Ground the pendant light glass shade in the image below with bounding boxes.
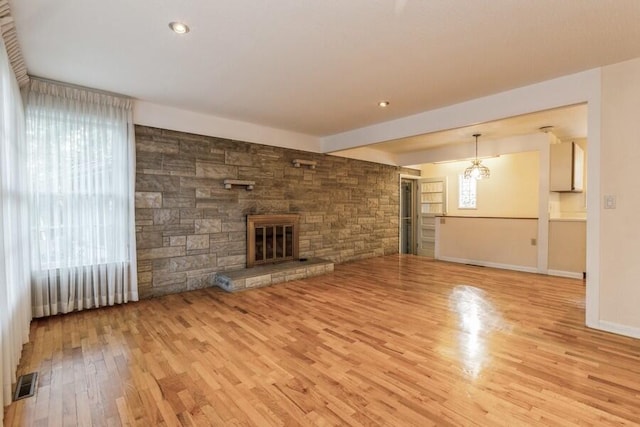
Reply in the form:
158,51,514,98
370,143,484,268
464,134,490,180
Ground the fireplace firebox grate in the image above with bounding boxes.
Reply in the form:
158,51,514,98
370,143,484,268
247,214,299,268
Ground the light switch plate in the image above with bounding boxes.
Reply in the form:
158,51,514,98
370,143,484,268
604,195,616,209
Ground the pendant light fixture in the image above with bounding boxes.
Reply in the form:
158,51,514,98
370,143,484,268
463,134,490,180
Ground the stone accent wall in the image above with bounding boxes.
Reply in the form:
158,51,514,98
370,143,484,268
135,125,419,298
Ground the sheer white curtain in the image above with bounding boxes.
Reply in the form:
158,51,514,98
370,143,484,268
24,79,138,318
0,38,31,421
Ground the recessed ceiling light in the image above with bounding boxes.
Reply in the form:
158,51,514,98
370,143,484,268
169,21,190,34
378,101,390,108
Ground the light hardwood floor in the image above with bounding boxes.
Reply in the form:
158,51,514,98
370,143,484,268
4,255,640,426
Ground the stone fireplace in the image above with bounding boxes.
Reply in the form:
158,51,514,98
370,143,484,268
247,214,299,268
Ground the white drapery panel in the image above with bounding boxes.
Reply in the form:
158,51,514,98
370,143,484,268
24,78,138,318
0,37,31,421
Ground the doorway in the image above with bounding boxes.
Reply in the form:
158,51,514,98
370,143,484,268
400,178,416,254
417,177,447,258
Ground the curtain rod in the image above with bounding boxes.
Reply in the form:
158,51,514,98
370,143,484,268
29,75,133,100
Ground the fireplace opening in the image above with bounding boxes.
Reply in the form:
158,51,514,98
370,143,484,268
247,214,299,268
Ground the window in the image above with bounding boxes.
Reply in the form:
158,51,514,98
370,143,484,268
27,117,126,269
24,78,138,317
458,174,477,209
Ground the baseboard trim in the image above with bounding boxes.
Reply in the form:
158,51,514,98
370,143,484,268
547,269,584,279
437,256,538,274
595,320,640,339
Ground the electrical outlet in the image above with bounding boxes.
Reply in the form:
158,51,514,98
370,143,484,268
531,238,537,246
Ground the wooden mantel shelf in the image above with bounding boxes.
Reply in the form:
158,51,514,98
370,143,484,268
223,179,255,190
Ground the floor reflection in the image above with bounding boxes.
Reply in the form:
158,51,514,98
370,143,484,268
448,285,509,379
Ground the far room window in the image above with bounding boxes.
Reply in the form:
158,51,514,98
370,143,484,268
458,174,477,209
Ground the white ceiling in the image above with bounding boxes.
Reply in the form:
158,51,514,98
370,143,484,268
11,0,640,152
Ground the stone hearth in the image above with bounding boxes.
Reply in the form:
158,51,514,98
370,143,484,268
213,258,333,292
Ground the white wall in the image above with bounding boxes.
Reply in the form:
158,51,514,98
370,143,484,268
133,100,322,153
437,217,538,272
599,57,640,337
421,151,540,218
548,220,586,276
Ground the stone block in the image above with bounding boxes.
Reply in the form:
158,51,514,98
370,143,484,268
138,271,152,285
271,274,287,285
154,224,195,236
152,272,187,287
285,272,306,281
358,217,376,224
256,200,290,212
238,166,274,180
225,151,253,166
179,176,223,189
136,209,154,221
153,209,180,225
185,267,218,277
136,174,181,192
187,275,212,291
307,265,327,275
180,208,203,220
162,194,195,208
228,231,245,241
187,234,210,250
162,154,196,175
203,208,223,218
221,241,246,256
136,137,180,154
166,254,217,273
136,232,164,249
221,222,245,233
137,259,152,272
217,255,245,268
137,153,163,171
209,232,230,243
187,248,210,256
195,218,222,234
303,215,323,224
180,141,225,162
245,274,272,288
196,161,237,179
196,198,237,208
135,192,162,208
170,236,187,246
195,188,210,198
137,246,186,260
215,275,246,292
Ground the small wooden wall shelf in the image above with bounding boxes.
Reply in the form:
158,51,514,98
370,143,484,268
223,179,255,190
292,159,317,169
